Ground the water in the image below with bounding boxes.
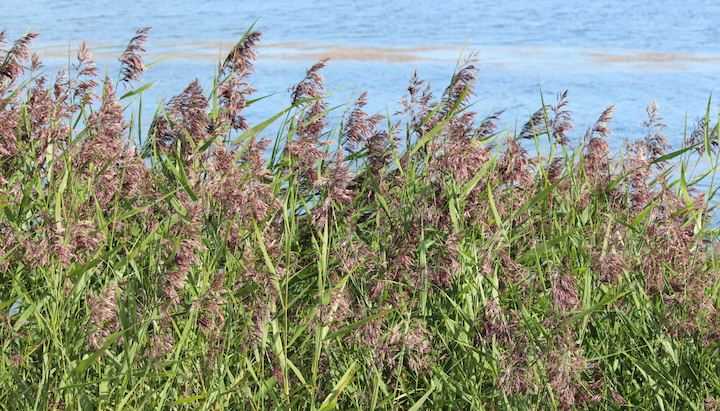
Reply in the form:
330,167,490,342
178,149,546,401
2,0,719,153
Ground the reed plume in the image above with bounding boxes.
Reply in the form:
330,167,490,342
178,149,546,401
0,28,718,410
119,27,151,86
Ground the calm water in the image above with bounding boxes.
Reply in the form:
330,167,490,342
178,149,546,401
2,0,719,152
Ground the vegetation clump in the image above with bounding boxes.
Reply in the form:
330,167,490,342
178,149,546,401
1,28,720,409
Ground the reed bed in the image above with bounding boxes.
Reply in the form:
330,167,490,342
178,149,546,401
1,27,720,410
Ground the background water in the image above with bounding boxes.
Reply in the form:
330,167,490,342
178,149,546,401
2,0,719,154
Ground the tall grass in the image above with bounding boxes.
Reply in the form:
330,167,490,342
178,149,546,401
1,27,720,410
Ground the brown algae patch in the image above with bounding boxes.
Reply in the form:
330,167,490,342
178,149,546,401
259,44,451,62
33,41,457,63
30,41,720,70
582,50,720,70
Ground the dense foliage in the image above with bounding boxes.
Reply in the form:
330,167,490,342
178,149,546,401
1,28,720,410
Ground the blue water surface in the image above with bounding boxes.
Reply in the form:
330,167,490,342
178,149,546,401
2,0,719,152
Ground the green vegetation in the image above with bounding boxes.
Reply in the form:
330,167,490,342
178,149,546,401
2,27,720,410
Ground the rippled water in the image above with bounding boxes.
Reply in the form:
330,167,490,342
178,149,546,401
2,0,719,150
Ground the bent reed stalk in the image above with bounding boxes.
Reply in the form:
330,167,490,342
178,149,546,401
1,27,720,410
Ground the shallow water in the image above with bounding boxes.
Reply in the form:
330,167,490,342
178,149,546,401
2,1,719,156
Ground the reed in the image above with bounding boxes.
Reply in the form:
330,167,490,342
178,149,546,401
1,27,719,410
